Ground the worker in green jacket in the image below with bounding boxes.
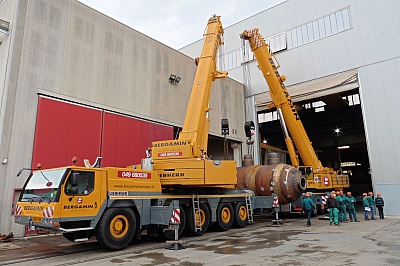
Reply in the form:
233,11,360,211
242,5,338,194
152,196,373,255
339,190,348,222
335,191,346,222
346,192,360,222
368,191,376,220
362,193,370,220
302,193,316,227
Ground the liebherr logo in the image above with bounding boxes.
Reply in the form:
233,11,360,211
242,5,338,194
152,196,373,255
159,173,185,178
153,141,187,148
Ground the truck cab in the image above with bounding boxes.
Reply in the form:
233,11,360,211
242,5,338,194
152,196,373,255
15,167,105,240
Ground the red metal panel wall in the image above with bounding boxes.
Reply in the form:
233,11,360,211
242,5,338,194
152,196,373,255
33,98,173,169
101,112,173,167
32,97,102,168
150,122,175,142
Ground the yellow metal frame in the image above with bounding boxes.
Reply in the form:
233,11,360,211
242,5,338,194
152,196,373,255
151,15,236,188
240,28,349,190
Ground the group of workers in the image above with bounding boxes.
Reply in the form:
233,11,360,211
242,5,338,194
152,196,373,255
326,190,360,225
362,192,385,220
302,190,385,227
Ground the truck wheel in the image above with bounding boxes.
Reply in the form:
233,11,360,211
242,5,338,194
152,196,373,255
215,202,234,231
233,201,248,228
185,203,210,236
159,205,186,240
95,208,136,250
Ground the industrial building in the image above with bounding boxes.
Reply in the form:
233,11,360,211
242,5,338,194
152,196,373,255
0,0,245,237
1,0,399,237
181,0,400,215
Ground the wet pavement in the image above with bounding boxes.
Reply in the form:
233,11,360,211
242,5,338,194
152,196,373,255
1,211,400,265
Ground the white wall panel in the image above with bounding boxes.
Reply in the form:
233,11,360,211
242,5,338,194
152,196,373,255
359,58,400,216
182,0,400,214
370,2,396,61
374,184,400,216
308,41,328,80
387,1,400,56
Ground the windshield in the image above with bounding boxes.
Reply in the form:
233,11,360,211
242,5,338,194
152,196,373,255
21,168,67,203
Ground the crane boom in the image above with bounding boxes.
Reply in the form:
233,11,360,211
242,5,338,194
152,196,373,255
240,29,322,170
241,28,349,190
178,15,227,157
152,15,227,161
150,15,236,188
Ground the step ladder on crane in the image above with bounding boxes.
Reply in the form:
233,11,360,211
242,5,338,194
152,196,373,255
192,194,202,232
244,190,254,223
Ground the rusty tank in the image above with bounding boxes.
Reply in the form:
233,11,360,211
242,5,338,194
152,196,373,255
236,153,306,204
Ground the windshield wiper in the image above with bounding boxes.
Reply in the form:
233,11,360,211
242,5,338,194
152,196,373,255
17,165,53,187
28,196,41,203
40,196,52,203
30,196,53,204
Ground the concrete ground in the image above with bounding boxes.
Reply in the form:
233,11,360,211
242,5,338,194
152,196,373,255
1,211,399,266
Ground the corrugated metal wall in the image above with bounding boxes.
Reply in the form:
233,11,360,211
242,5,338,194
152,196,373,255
33,97,173,169
101,111,172,167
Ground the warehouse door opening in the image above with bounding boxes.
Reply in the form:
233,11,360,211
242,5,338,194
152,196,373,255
256,71,370,196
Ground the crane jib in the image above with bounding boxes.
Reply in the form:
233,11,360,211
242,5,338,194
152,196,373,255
266,58,300,121
282,89,300,121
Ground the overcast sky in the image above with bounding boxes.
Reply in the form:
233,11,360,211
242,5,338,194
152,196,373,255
78,0,285,49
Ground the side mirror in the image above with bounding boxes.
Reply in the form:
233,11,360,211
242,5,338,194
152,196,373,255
71,172,79,186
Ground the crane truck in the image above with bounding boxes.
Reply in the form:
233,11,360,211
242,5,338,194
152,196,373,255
240,28,349,213
14,16,305,251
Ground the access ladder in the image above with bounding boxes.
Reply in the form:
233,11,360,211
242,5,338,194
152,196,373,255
192,194,202,231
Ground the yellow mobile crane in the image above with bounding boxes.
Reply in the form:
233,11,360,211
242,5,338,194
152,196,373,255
150,15,237,188
15,16,306,251
240,29,349,196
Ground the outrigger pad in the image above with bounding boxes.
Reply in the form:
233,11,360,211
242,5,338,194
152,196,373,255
165,242,186,250
272,219,284,226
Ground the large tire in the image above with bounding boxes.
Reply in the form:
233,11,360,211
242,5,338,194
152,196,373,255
185,203,210,236
233,201,249,228
95,208,136,251
159,205,186,240
215,202,234,231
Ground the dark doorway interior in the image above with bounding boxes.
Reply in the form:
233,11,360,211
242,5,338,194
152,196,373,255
258,88,370,196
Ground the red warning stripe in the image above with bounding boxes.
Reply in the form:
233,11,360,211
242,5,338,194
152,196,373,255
273,197,279,207
43,206,54,218
322,196,328,204
16,205,22,215
169,208,181,224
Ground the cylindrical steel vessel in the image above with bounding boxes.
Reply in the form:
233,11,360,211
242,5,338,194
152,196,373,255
266,152,280,165
236,163,306,204
242,154,254,167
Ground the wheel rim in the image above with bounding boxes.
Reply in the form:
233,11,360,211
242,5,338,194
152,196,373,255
221,207,231,223
195,209,205,226
110,215,129,238
239,205,247,220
